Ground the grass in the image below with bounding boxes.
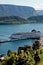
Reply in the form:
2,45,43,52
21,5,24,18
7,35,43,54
0,62,2,65
37,53,43,65
37,49,43,65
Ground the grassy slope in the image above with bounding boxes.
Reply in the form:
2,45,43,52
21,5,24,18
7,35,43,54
37,53,43,65
36,49,43,65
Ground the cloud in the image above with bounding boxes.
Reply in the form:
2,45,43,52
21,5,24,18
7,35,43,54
34,4,43,10
38,5,43,10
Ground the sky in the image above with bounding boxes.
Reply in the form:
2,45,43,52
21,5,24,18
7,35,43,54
0,0,43,10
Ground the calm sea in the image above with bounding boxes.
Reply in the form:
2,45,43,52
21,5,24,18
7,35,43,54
0,23,43,54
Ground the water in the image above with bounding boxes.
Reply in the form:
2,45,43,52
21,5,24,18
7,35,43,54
0,23,43,54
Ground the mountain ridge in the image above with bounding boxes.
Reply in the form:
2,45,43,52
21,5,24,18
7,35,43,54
0,4,37,19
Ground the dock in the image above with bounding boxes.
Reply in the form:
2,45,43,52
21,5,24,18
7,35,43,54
0,38,39,43
0,38,23,43
0,40,11,43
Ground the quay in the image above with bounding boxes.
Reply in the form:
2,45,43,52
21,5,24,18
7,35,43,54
0,39,11,43
0,39,22,43
0,38,40,43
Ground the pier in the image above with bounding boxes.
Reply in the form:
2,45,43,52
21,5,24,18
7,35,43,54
0,40,11,43
0,38,40,43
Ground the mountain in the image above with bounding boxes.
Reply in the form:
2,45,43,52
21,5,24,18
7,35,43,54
0,4,37,19
28,15,43,23
37,10,43,15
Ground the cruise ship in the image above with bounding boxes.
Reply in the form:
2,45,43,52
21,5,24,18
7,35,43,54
10,30,41,40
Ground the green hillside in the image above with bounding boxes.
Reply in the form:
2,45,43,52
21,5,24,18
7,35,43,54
0,16,26,24
28,15,43,23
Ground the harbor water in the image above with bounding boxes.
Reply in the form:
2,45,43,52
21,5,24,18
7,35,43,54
0,23,43,54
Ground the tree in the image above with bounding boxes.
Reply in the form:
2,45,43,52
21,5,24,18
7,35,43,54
7,50,12,56
6,56,14,65
32,40,40,50
2,56,14,65
34,51,40,65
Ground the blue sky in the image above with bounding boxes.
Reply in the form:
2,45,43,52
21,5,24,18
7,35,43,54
0,0,43,10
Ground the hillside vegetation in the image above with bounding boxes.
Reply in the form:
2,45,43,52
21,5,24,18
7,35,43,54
28,15,43,23
0,16,26,24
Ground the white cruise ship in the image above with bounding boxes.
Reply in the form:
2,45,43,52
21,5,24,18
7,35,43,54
10,30,41,40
